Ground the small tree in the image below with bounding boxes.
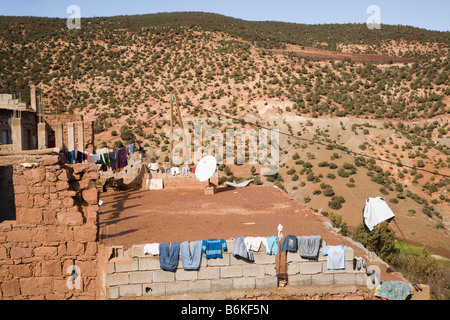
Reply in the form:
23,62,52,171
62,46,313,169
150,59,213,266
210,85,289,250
250,165,256,176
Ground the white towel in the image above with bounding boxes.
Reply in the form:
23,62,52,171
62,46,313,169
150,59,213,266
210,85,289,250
363,197,395,231
144,243,159,255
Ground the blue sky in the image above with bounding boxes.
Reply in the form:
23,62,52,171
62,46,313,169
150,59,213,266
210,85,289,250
1,0,449,32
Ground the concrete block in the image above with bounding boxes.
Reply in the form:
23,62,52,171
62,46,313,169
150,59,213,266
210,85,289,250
138,258,160,271
233,277,255,290
226,239,235,253
108,286,119,299
356,273,368,286
119,284,142,297
334,274,356,286
289,274,312,286
115,259,139,273
243,264,265,277
311,274,333,286
211,279,233,292
106,273,129,286
188,280,211,293
264,265,276,276
299,262,322,274
287,252,306,262
220,266,243,278
345,247,354,261
106,262,115,274
153,270,175,283
143,283,166,296
131,245,145,258
197,267,221,280
206,255,230,266
256,277,278,289
129,271,153,284
287,262,300,275
322,261,353,274
166,282,189,295
175,270,198,281
253,252,276,264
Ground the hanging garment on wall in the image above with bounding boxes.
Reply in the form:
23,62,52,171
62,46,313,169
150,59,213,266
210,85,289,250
109,150,119,171
232,235,254,262
297,235,322,259
64,150,72,164
159,242,181,272
76,151,84,163
147,163,159,171
363,197,395,232
320,245,347,270
280,235,298,252
201,239,227,259
265,236,278,255
180,241,203,270
91,154,101,164
100,153,110,167
117,147,128,169
170,167,180,176
375,281,413,300
144,243,160,256
244,237,268,253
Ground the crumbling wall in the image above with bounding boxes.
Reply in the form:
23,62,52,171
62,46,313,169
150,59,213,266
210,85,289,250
0,155,100,299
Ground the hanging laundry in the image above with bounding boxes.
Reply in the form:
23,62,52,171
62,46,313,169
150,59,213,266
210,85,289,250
100,153,110,167
64,150,72,164
159,242,181,272
280,235,298,253
363,197,395,232
147,163,159,171
244,237,268,253
76,150,84,163
353,256,366,270
266,236,278,255
144,243,160,256
171,167,180,176
320,245,347,270
297,235,322,259
201,239,227,259
91,154,101,164
232,236,254,262
375,281,413,300
118,147,128,169
180,241,203,270
109,150,119,171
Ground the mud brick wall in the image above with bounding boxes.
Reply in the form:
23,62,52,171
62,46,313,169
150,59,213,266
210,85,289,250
0,155,100,299
104,239,368,299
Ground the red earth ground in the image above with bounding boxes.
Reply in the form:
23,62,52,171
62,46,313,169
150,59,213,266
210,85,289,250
99,185,406,283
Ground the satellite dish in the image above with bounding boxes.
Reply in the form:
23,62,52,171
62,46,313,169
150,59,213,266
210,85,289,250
195,155,217,183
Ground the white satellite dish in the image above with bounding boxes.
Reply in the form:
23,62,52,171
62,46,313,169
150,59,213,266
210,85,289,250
195,155,217,183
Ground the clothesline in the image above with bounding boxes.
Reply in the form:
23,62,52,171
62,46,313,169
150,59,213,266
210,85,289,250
63,142,141,172
142,234,352,272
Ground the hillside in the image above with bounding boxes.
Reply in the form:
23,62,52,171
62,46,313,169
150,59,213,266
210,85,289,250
0,12,449,257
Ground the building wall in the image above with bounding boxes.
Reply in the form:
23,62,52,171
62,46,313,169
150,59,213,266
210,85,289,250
0,155,100,299
43,114,94,154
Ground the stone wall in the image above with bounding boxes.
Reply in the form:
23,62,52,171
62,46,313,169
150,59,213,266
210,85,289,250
0,155,100,299
104,238,367,299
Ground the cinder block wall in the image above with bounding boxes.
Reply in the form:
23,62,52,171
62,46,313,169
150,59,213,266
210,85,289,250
104,239,367,299
0,155,100,299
